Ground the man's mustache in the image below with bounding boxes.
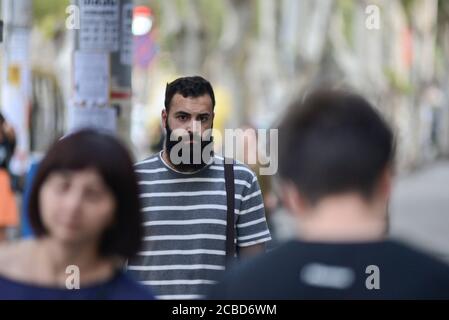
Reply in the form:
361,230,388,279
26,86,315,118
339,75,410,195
169,132,211,142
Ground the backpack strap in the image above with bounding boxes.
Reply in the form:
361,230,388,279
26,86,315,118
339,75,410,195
224,158,235,267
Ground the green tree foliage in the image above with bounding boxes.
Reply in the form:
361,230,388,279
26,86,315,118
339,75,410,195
33,0,70,38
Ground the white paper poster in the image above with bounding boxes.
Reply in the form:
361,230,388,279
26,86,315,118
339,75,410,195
74,51,110,104
79,0,120,51
68,104,117,133
8,29,31,91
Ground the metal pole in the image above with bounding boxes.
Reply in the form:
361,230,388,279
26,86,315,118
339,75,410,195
71,0,133,145
1,0,33,176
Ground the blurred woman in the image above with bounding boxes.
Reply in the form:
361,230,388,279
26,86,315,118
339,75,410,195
0,112,18,242
0,129,154,299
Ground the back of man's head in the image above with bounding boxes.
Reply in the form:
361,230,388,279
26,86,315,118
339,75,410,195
278,89,395,206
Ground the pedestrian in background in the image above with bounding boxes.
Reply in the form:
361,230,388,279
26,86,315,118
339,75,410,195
0,112,18,242
127,76,271,299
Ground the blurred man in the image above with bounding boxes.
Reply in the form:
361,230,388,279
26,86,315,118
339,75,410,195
209,90,449,299
127,76,271,299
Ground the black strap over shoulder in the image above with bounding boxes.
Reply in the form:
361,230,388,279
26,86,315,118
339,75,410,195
224,158,235,267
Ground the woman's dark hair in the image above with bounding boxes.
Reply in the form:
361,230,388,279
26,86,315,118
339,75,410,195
29,129,143,260
164,76,215,113
278,89,395,205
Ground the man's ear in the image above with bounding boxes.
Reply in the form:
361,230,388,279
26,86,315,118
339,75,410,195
162,109,168,129
280,181,308,218
376,166,393,202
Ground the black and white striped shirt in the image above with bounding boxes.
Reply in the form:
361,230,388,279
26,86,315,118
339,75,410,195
127,152,271,299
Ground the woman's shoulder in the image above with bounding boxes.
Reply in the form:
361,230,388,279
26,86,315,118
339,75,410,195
0,240,35,279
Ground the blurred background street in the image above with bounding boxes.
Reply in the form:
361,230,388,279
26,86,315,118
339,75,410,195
390,160,449,263
0,0,448,261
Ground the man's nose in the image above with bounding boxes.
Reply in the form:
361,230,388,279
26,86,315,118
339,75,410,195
186,120,202,135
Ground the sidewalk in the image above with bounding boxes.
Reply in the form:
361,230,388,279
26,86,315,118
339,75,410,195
390,160,449,263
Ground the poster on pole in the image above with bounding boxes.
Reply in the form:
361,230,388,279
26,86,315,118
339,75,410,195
120,3,134,65
79,0,120,51
8,29,31,91
68,103,117,133
12,0,33,28
1,28,32,175
74,51,110,104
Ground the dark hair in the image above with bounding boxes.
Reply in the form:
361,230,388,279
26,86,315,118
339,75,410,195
164,76,215,113
29,129,143,260
278,89,395,205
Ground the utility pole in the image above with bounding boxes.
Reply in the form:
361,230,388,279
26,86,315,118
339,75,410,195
1,0,33,176
70,0,133,145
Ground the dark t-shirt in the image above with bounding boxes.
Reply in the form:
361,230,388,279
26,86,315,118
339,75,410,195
209,239,449,299
0,271,155,300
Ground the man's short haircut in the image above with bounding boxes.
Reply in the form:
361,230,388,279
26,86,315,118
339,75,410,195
278,89,395,205
164,76,215,113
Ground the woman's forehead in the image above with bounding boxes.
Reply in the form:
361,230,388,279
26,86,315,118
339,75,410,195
48,168,103,181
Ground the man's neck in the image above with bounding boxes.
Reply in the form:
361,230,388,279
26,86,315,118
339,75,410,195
296,194,387,243
162,148,207,173
161,149,177,170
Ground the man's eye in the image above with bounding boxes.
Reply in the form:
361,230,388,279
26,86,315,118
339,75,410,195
200,116,209,122
178,115,187,121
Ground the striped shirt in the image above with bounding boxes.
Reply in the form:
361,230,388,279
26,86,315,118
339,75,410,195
127,151,271,300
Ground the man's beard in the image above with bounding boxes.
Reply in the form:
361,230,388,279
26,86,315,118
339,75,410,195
165,122,214,172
